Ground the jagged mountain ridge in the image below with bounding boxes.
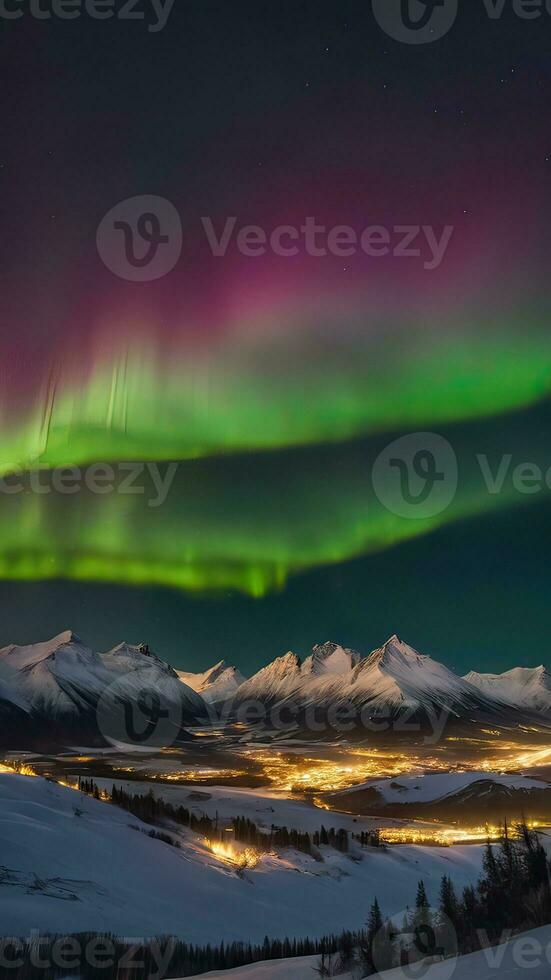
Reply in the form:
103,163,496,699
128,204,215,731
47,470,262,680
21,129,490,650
1,631,551,746
230,635,518,725
0,631,206,745
177,660,246,704
231,641,363,707
465,665,551,714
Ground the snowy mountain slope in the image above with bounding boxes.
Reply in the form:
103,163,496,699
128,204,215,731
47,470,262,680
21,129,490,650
338,636,509,716
233,652,304,705
178,661,247,704
0,632,206,740
188,956,327,979
0,632,110,718
2,628,550,745
231,636,515,730
301,641,362,677
93,778,397,836
465,666,551,714
189,925,551,980
333,770,551,806
233,643,362,707
326,769,551,821
0,773,488,944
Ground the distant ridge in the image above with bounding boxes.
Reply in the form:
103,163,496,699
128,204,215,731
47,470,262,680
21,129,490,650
1,630,550,746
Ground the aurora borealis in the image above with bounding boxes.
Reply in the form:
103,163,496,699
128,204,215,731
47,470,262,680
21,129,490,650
2,1,551,672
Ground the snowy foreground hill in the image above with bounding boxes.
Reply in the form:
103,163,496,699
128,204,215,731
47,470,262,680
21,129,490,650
188,924,551,979
0,773,487,944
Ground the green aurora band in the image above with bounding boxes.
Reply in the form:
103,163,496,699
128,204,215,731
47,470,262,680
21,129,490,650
0,403,549,596
2,317,551,473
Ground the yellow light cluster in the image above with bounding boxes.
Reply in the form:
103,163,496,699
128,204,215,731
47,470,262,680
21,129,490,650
205,839,260,869
112,765,247,782
380,821,543,846
151,768,248,782
241,747,419,793
0,762,37,776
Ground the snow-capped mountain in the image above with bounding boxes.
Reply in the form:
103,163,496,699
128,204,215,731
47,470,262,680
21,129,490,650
232,635,514,731
2,628,550,747
232,642,362,708
465,666,551,714
340,635,504,716
301,641,362,677
0,631,205,744
233,651,303,705
177,660,247,704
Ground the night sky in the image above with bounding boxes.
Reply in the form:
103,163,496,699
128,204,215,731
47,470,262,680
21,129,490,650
1,2,551,674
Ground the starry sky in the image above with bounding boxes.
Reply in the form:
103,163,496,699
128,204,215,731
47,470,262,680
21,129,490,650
1,2,551,674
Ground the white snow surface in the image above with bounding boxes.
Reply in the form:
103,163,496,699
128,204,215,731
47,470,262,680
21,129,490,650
233,636,510,718
1,630,549,725
0,774,488,945
93,779,394,834
341,637,499,714
187,925,551,979
178,661,247,704
334,770,551,804
465,666,551,714
186,956,323,979
0,632,204,719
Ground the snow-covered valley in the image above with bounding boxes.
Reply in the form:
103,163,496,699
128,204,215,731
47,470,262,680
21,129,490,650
0,772,487,945
3,629,551,977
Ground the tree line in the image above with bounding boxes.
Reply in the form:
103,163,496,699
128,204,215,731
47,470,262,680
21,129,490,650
77,778,353,857
355,820,551,977
0,929,367,980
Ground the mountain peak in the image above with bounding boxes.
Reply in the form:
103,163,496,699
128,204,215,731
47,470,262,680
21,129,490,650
176,660,247,703
312,641,342,658
368,635,426,670
466,664,551,713
304,641,362,676
233,651,302,703
51,630,81,647
270,651,301,673
387,633,402,645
